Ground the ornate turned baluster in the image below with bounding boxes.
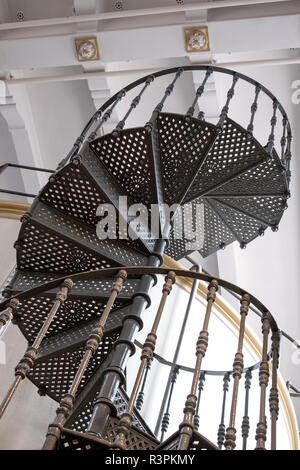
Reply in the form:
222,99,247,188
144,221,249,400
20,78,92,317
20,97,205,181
186,68,212,119
216,74,239,133
266,99,278,157
160,365,179,441
145,68,183,132
113,76,154,135
247,85,261,136
178,279,218,450
280,115,287,162
0,298,19,330
285,125,292,185
136,357,153,412
42,270,127,450
241,369,252,450
193,371,206,431
0,279,73,419
217,372,231,449
88,90,126,142
224,293,250,451
112,271,176,450
255,312,270,450
269,329,280,450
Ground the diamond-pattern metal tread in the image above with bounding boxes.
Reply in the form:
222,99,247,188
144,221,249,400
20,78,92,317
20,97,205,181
34,306,131,362
14,295,131,343
157,112,218,205
3,269,140,301
157,430,218,450
39,156,151,256
90,127,157,208
28,326,121,402
66,385,156,439
166,198,236,260
59,415,159,451
183,118,286,203
29,200,148,267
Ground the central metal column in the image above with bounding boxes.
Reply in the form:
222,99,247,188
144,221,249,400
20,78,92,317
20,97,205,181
86,239,167,437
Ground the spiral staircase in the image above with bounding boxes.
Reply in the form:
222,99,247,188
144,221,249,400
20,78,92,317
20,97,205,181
0,66,292,450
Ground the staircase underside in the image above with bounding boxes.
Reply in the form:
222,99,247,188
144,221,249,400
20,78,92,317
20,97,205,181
2,110,289,451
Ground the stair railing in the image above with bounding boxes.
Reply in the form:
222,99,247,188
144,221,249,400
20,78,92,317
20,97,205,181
0,266,283,450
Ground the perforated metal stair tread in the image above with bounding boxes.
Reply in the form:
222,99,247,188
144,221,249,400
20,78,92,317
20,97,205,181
16,298,132,344
26,200,148,266
203,148,288,199
182,118,287,204
39,153,152,255
28,326,121,402
166,198,236,260
65,361,156,440
59,428,111,450
3,269,140,301
59,416,159,451
90,127,158,208
157,429,219,450
157,112,218,205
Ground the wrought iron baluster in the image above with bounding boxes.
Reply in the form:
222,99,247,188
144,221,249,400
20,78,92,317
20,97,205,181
217,372,231,449
0,298,19,330
247,85,261,135
280,115,287,162
145,68,183,132
269,330,280,450
216,74,239,133
255,312,270,450
178,279,218,450
241,368,252,450
193,371,206,431
225,293,250,450
112,271,176,449
160,365,179,442
113,76,154,135
186,68,212,119
136,357,153,412
266,100,278,157
42,270,127,450
285,124,292,185
0,279,73,419
88,90,126,142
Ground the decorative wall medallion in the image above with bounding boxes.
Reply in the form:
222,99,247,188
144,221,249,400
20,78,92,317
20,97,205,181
75,37,100,62
184,26,210,53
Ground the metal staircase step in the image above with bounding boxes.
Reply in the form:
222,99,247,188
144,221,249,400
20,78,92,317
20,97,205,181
16,200,148,273
208,197,269,244
205,149,288,198
90,127,158,208
66,378,157,441
183,118,286,204
209,195,286,228
59,428,111,450
34,305,130,363
156,112,218,205
59,416,159,451
166,197,236,260
40,144,153,254
14,294,132,343
157,429,218,451
3,269,140,301
28,323,122,402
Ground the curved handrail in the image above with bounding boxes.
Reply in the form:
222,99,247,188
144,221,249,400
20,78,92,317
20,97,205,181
58,65,292,176
0,266,279,333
